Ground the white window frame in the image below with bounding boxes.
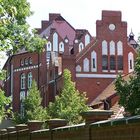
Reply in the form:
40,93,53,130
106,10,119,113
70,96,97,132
85,34,90,46
53,32,58,52
21,73,25,89
28,72,32,88
102,40,108,55
46,41,52,51
59,42,64,53
76,65,81,72
79,42,84,52
117,41,123,55
109,41,115,55
83,58,89,72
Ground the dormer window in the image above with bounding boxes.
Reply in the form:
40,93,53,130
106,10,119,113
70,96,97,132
24,58,28,65
29,57,32,65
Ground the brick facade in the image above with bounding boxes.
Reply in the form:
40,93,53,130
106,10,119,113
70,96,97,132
3,10,137,112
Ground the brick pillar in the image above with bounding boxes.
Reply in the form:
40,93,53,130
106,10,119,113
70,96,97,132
6,127,16,133
47,119,68,129
16,124,28,131
27,120,44,132
0,129,7,139
81,109,113,125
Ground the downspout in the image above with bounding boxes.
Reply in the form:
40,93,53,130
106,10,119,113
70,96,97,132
37,52,40,89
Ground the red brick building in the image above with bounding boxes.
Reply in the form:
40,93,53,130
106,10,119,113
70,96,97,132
3,10,137,115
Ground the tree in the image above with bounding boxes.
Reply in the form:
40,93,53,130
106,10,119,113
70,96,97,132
0,0,46,54
47,69,89,125
0,89,11,122
0,0,46,121
13,80,48,123
115,51,140,115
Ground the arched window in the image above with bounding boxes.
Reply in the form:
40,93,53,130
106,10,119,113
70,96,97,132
46,41,52,51
85,34,90,46
117,41,123,55
24,58,28,65
53,32,58,52
79,42,84,52
102,40,108,55
29,57,32,65
102,40,108,71
109,41,115,55
83,58,89,72
20,59,24,66
21,73,25,89
128,52,134,73
59,42,64,53
28,72,32,88
117,41,123,70
76,65,81,72
91,51,97,72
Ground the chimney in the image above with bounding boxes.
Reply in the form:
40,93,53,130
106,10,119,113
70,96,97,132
81,109,113,125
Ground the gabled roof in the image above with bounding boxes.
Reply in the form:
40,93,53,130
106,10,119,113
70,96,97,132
76,38,97,63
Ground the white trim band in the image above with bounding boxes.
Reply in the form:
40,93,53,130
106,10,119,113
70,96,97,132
76,73,117,78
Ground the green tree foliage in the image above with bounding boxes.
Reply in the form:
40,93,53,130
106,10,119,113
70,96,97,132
47,69,89,125
14,80,48,123
0,89,11,121
0,0,46,121
0,0,46,53
115,51,140,115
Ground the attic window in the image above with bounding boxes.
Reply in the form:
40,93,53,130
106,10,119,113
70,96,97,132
25,58,28,65
29,57,32,65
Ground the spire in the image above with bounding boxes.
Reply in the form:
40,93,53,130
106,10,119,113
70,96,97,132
129,28,134,40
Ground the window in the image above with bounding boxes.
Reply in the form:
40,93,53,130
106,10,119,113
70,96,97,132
59,42,64,53
93,59,95,68
20,91,25,117
130,60,132,69
118,56,123,70
91,51,97,72
117,41,123,55
76,65,81,72
21,73,25,89
109,41,115,55
83,58,89,72
128,52,134,73
110,56,116,70
20,59,24,66
29,57,32,65
46,51,51,64
79,42,84,52
24,58,28,65
85,34,90,46
46,41,52,51
53,32,58,52
102,40,108,55
102,55,108,70
28,72,32,88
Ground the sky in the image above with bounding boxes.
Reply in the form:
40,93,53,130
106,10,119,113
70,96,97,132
27,0,140,38
1,0,140,68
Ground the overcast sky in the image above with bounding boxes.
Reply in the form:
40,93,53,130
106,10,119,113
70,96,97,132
27,0,140,38
1,0,140,68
